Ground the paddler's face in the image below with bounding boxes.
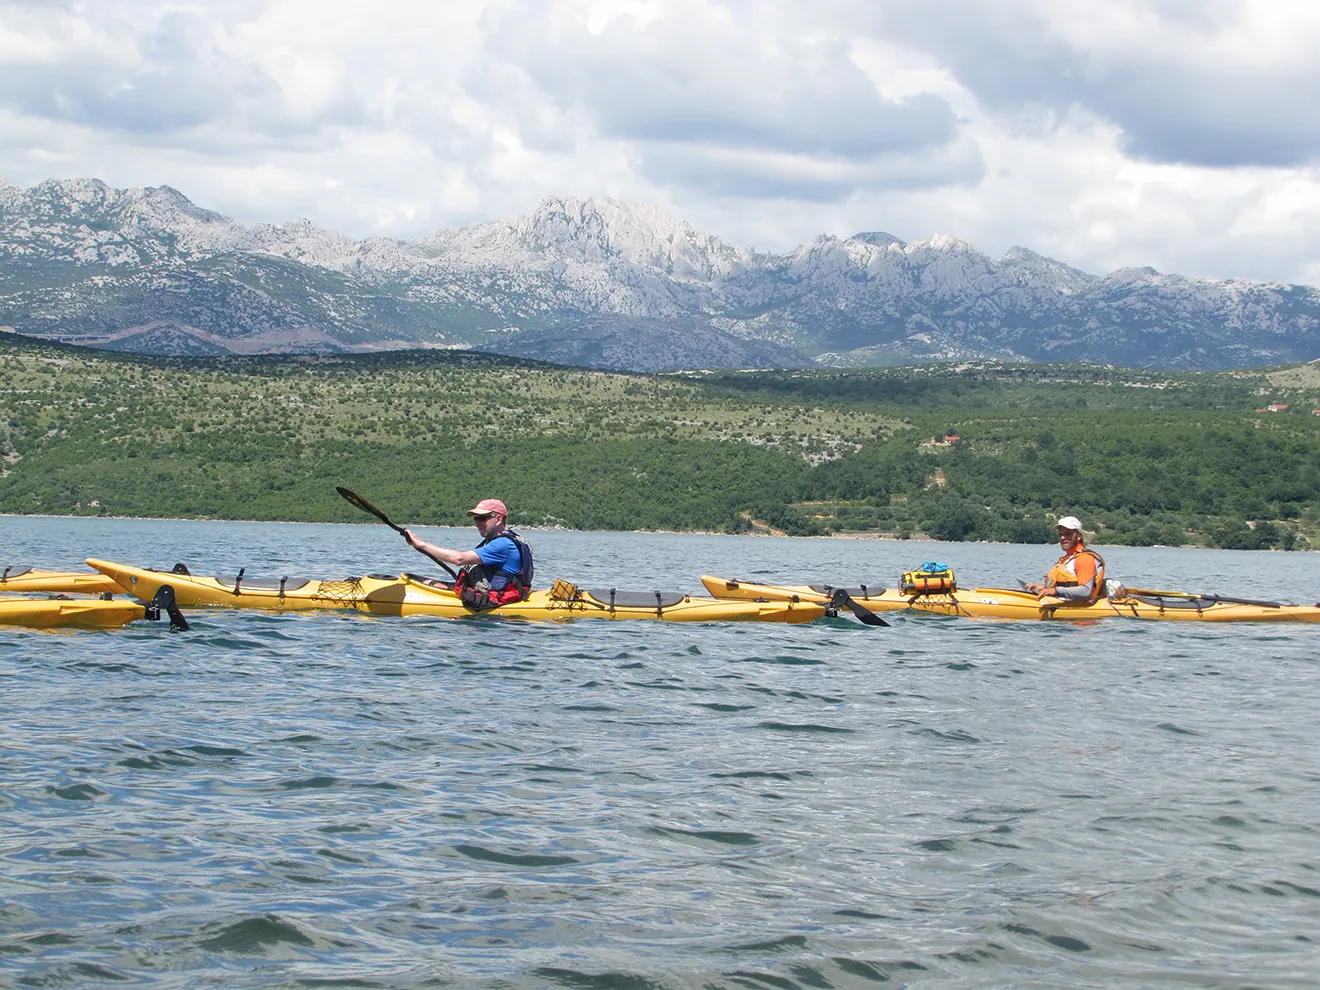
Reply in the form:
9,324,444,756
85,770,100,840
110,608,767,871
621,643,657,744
1057,527,1081,551
473,513,504,536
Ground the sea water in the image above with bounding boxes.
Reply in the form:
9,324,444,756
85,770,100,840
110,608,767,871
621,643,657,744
2,516,1318,988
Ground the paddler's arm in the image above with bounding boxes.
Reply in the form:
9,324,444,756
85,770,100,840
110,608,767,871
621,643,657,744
1026,580,1054,598
1051,580,1094,600
403,529,481,568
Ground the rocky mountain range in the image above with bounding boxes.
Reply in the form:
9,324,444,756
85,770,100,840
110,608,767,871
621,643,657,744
2,176,1318,371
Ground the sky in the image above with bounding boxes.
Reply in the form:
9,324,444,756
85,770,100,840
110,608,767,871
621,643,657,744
2,0,1319,284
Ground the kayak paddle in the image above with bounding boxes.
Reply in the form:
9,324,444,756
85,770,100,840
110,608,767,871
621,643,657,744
336,487,458,578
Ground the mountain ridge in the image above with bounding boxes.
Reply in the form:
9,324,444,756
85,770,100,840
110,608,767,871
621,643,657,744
1,175,1318,371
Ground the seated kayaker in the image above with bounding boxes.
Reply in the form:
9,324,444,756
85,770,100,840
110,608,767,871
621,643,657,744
1025,515,1105,602
404,498,535,609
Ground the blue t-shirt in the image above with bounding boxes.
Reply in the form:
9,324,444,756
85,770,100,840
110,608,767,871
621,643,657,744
473,535,524,590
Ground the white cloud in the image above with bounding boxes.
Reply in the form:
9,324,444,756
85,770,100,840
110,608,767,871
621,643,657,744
481,2,959,161
862,0,1320,167
0,0,1317,284
0,3,366,146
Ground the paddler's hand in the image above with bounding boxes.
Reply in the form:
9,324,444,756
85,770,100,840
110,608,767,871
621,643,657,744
402,528,419,547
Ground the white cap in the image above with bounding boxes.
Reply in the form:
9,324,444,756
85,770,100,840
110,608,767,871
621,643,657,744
1056,515,1084,532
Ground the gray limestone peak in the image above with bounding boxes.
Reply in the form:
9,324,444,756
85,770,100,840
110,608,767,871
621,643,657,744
1,176,1318,371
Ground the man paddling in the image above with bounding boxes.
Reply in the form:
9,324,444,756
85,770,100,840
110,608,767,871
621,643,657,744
404,498,534,609
1026,515,1106,602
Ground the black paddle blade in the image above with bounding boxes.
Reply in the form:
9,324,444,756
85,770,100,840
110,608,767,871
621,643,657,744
337,486,459,579
337,487,405,534
830,589,889,627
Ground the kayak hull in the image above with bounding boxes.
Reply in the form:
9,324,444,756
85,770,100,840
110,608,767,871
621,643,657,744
0,596,147,629
88,560,826,623
1,567,124,595
701,575,1320,623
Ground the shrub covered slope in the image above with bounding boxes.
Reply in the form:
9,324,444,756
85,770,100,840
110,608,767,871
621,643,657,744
2,339,1317,548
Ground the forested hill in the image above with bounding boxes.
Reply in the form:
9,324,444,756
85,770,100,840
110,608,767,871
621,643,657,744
2,337,1318,549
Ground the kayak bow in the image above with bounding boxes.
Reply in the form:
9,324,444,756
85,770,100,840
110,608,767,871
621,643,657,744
1,565,124,595
86,558,407,611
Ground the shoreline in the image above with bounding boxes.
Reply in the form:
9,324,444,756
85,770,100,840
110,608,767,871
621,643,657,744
3,512,1307,549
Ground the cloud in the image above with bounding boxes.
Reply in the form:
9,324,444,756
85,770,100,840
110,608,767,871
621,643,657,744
477,0,965,199
863,0,1320,168
634,136,982,201
0,0,1318,284
0,1,368,151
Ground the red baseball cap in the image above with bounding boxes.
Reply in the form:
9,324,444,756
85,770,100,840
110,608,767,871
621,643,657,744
466,498,508,518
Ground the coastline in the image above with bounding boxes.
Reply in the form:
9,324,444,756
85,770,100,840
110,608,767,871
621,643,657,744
2,511,882,538
5,512,1305,548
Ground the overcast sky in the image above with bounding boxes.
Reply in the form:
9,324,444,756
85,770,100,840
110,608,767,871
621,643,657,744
2,0,1319,284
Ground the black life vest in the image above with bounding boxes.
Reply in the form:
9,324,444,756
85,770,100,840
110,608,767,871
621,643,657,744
453,529,535,612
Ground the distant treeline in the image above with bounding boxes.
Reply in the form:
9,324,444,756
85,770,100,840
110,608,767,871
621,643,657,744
1,339,1317,548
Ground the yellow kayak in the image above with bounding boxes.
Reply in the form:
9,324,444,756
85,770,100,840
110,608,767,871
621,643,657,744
1,565,124,595
88,560,827,623
701,575,1320,623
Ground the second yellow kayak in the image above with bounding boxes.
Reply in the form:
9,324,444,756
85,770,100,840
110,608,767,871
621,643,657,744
701,575,1320,623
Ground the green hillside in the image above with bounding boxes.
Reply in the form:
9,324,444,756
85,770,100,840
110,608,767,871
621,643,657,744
2,336,1318,548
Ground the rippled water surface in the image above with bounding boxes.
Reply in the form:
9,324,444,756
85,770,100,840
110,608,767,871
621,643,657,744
3,517,1319,989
